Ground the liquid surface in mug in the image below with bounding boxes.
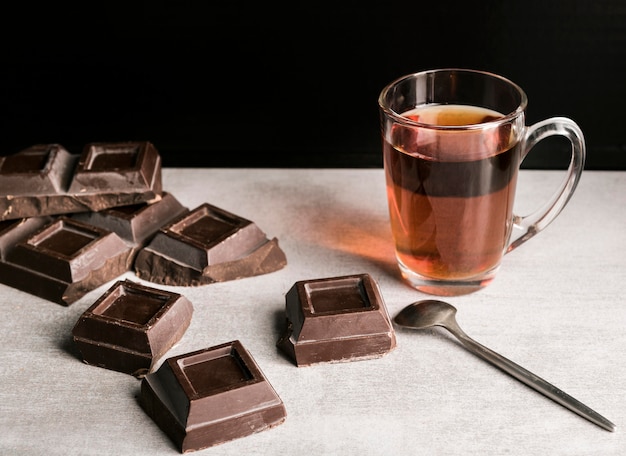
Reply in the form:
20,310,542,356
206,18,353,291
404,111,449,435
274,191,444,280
383,104,521,280
403,103,502,127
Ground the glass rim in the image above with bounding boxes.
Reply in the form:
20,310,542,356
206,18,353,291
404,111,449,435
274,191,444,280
378,68,528,130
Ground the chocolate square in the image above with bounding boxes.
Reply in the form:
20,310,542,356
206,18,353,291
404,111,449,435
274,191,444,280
140,340,287,452
72,192,187,244
0,217,133,305
69,141,161,196
72,279,193,378
134,203,287,286
0,144,75,196
7,217,129,281
276,273,397,366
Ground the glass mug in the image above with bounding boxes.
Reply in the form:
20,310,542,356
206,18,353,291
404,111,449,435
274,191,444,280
378,69,585,296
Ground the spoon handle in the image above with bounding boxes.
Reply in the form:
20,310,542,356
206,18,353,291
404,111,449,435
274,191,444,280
446,325,615,432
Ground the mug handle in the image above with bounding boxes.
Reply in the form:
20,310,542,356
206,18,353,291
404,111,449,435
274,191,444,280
507,117,586,253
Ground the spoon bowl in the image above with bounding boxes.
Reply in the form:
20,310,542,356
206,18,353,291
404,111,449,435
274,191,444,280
394,299,458,330
393,300,615,432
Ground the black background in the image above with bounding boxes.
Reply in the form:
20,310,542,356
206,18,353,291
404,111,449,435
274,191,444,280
2,1,625,169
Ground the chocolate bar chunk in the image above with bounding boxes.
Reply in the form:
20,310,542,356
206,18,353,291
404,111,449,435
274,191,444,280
134,203,287,286
72,279,193,378
276,273,397,366
72,192,188,263
0,216,52,260
72,192,186,244
140,340,287,452
0,216,133,305
0,141,162,221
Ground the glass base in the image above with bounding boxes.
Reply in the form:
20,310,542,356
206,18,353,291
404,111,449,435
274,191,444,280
398,262,500,296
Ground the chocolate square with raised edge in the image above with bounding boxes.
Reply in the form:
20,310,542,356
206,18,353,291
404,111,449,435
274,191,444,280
72,192,188,245
0,217,133,305
0,141,162,221
72,279,193,378
69,141,161,197
0,216,52,260
276,273,397,366
140,340,287,452
134,203,287,286
0,144,76,197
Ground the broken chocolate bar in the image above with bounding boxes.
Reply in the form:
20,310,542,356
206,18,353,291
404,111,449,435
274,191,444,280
72,279,193,378
0,216,134,306
0,141,162,221
72,192,186,244
72,191,188,261
276,273,397,366
0,216,52,260
140,340,287,452
134,203,287,286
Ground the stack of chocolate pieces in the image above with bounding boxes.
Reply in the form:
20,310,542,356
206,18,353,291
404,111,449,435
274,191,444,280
0,141,287,304
0,140,290,452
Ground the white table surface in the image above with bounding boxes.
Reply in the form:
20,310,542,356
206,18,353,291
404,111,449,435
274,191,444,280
1,168,624,456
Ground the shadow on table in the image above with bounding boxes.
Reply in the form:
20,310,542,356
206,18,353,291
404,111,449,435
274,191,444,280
290,198,399,279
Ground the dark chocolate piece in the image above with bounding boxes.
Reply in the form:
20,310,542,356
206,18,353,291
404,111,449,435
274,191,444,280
276,273,397,366
72,191,188,256
72,279,193,378
134,203,287,286
0,216,52,260
72,192,186,244
140,340,287,452
0,217,133,305
0,141,162,220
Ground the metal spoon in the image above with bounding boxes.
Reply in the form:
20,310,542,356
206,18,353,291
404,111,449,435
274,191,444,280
394,300,615,432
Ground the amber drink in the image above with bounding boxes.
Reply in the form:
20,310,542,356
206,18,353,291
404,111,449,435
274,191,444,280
379,70,585,295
